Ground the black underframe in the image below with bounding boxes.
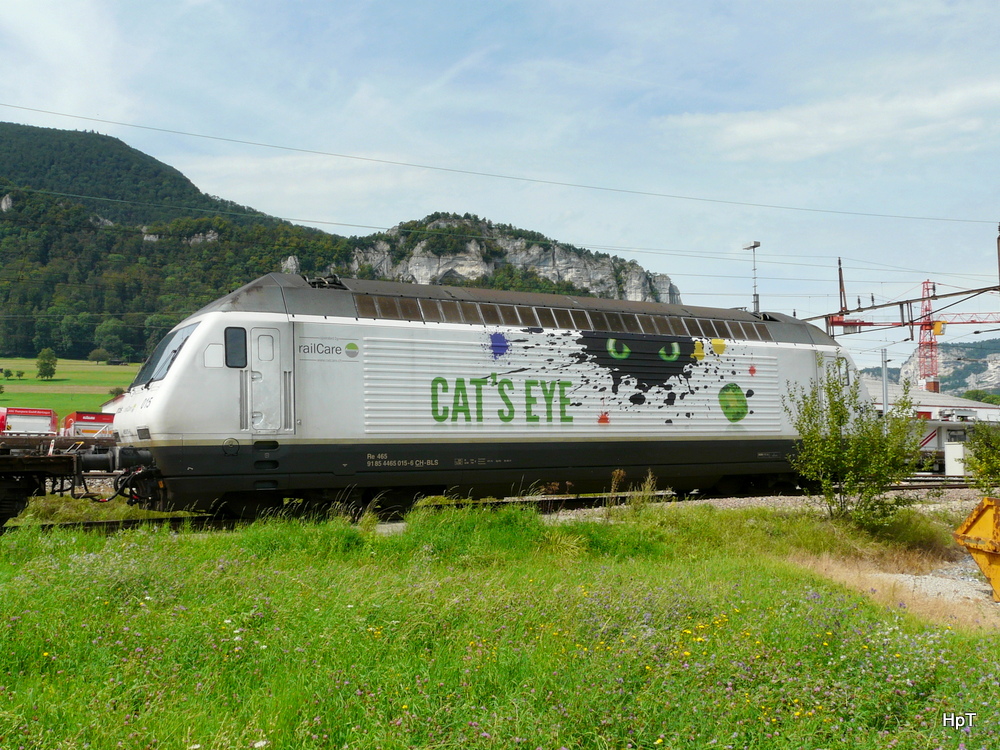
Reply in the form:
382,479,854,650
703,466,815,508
145,437,797,509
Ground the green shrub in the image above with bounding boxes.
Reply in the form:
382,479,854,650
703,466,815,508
783,356,922,526
965,421,1000,497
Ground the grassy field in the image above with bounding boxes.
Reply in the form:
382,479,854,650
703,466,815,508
0,501,996,749
0,357,137,415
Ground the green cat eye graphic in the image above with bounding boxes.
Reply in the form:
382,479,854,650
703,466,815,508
718,383,749,422
658,342,680,362
606,338,631,359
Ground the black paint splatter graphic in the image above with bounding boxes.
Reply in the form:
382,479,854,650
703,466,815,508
572,332,698,393
481,328,754,425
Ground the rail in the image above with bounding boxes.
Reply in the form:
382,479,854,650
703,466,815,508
0,473,972,537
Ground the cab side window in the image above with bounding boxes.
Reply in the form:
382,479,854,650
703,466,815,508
225,327,247,368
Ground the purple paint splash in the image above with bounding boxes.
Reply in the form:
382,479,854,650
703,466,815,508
488,331,511,359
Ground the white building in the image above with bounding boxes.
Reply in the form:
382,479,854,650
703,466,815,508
862,376,1000,474
862,377,1000,423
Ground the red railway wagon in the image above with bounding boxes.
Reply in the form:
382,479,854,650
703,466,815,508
61,411,115,438
0,407,58,435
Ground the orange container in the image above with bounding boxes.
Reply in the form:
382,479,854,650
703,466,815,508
954,497,1000,602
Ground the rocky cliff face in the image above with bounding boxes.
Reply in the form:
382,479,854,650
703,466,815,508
899,339,1000,393
293,215,681,303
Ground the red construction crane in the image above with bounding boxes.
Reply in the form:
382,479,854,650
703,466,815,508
917,302,1000,391
812,267,1000,392
917,280,939,389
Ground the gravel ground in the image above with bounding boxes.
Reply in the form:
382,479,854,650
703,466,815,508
656,485,981,514
548,486,1000,614
546,485,983,517
863,558,995,603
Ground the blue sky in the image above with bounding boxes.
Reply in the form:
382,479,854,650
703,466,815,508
3,0,1000,370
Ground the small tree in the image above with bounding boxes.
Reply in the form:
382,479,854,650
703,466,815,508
783,355,922,525
963,422,1000,497
2,369,11,379
36,348,57,380
15,371,24,380
88,348,112,364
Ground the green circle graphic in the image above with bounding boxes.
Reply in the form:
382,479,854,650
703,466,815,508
718,383,748,422
345,342,359,358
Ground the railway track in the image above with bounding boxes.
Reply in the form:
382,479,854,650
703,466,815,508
888,475,971,490
0,515,244,536
0,491,653,535
0,476,972,536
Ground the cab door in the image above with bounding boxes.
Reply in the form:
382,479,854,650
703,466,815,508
250,327,289,433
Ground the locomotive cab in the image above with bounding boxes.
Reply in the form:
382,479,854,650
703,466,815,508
114,308,298,513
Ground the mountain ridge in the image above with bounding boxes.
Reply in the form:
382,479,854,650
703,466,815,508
0,121,269,226
0,122,680,360
862,340,1000,395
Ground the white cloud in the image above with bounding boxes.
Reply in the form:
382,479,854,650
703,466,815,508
661,80,1000,162
4,0,1000,372
0,3,129,112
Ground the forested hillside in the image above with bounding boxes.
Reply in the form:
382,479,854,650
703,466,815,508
864,341,1000,396
0,122,659,361
0,188,592,360
0,122,270,226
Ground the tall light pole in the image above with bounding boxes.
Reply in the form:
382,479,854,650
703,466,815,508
743,241,761,314
881,348,890,434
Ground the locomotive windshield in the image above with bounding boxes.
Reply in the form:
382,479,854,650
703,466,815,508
130,323,200,388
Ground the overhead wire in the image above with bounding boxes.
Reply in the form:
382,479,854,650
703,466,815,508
3,110,998,379
1,186,989,290
1,102,997,226
0,107,996,330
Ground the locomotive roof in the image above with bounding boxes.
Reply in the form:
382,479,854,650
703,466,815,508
198,273,754,320
191,273,837,346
